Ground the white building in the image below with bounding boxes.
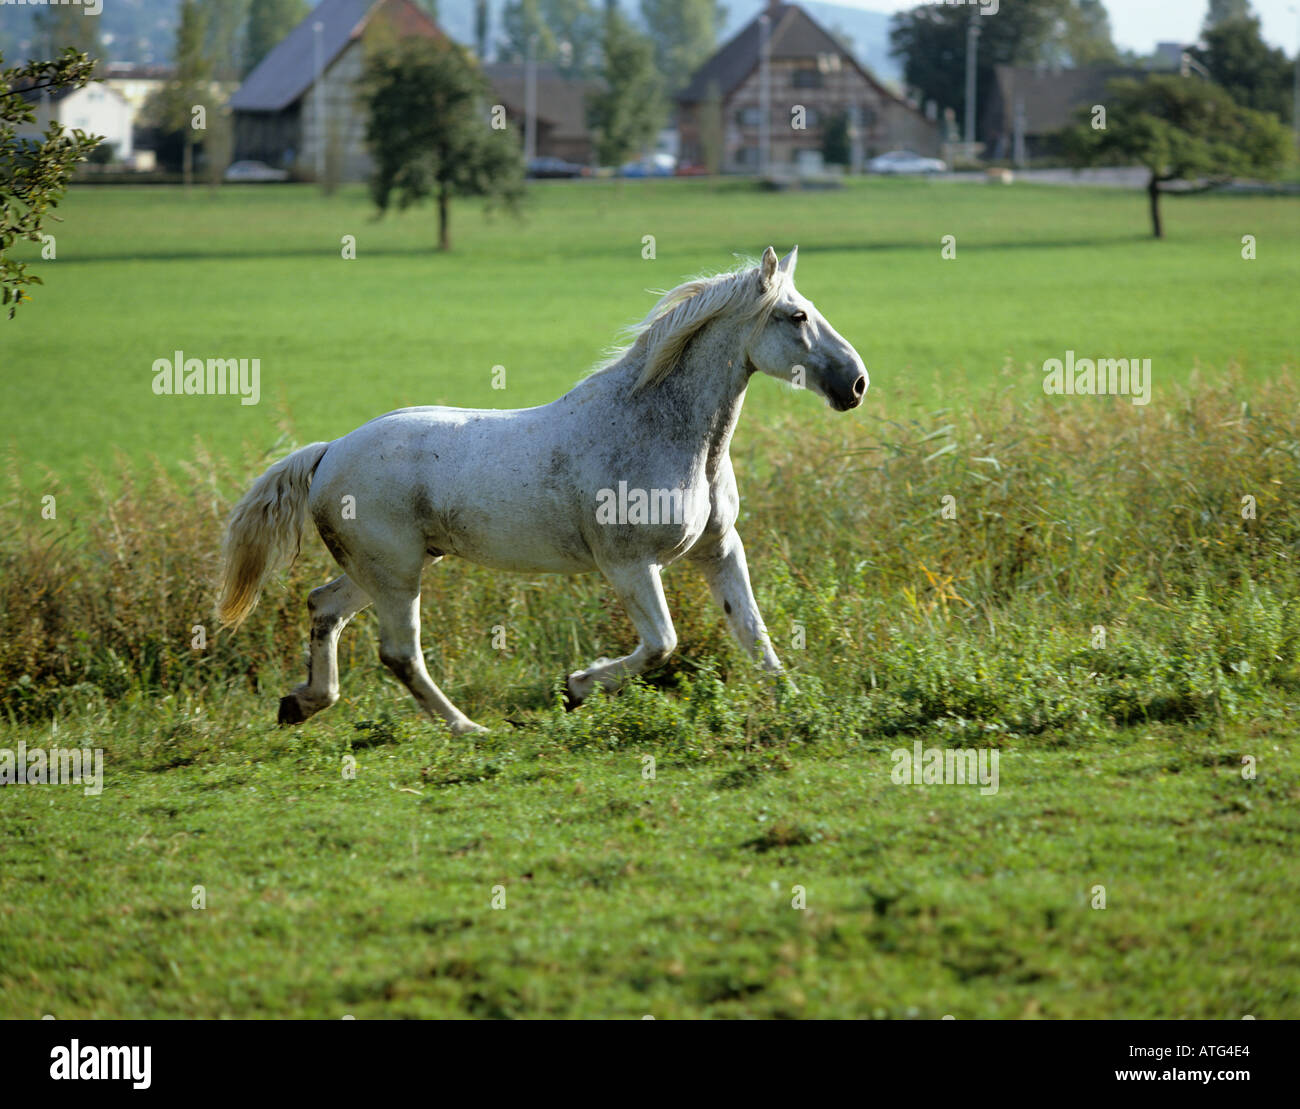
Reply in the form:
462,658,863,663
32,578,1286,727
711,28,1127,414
18,82,134,162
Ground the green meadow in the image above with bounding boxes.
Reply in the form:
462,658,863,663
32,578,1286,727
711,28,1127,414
3,177,1297,480
1,178,1298,1018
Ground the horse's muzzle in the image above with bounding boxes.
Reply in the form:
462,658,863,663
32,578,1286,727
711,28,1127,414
828,370,868,411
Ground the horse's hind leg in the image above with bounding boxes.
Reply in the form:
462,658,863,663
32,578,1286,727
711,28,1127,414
278,574,371,725
372,590,488,737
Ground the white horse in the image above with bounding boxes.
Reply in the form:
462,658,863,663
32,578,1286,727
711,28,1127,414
216,247,867,734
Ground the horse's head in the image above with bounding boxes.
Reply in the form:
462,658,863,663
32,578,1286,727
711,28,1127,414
745,246,868,412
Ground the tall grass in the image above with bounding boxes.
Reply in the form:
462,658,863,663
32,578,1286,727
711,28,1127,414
3,375,1298,741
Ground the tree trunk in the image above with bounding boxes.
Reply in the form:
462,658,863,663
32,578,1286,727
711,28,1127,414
438,185,450,251
183,136,193,191
1147,173,1163,240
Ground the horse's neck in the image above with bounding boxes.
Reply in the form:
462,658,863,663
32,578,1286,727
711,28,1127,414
623,317,752,471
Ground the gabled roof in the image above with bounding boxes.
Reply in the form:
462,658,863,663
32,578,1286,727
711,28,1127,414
678,2,896,105
230,0,440,113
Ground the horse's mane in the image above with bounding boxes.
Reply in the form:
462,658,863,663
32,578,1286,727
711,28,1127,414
590,258,788,393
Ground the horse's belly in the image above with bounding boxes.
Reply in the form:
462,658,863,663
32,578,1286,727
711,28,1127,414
426,503,598,575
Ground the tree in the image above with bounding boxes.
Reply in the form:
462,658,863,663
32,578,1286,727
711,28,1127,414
639,0,725,96
698,81,723,174
245,0,309,76
33,4,102,60
890,0,1104,134
205,0,252,81
1189,15,1293,122
1,49,102,318
362,37,523,251
498,0,600,77
475,0,490,60
1063,0,1118,65
155,0,213,188
1061,75,1288,238
821,110,851,168
588,9,665,167
1204,0,1251,30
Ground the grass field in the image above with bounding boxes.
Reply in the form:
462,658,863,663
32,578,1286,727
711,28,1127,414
2,178,1299,1019
3,177,1298,478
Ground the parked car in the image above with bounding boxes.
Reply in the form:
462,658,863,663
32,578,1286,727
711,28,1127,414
619,153,676,178
526,156,586,179
224,160,290,183
674,163,710,177
867,150,947,175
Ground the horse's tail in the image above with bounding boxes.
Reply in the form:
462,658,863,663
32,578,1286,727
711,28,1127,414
216,441,331,630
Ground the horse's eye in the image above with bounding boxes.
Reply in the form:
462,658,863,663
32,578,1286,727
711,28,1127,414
791,311,807,325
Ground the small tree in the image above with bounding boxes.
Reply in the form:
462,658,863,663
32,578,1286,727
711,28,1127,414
1188,14,1294,121
1,50,102,318
363,37,523,251
588,10,665,168
822,110,851,168
245,0,309,76
154,0,213,189
1061,75,1288,238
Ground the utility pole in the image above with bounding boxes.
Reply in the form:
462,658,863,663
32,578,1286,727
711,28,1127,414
1013,94,1025,167
525,33,538,164
313,21,325,182
758,12,771,176
964,14,980,153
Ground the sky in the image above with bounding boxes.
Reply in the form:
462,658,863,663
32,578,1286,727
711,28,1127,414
836,0,1300,55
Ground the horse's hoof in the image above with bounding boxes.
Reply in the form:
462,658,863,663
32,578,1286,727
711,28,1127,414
452,719,489,736
277,695,306,726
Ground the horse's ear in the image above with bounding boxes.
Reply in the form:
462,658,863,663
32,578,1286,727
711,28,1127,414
779,246,798,277
759,246,779,290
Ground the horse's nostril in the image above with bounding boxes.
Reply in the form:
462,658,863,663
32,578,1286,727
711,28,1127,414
852,375,866,398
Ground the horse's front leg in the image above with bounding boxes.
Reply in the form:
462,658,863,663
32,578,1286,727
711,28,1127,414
689,528,786,676
566,562,677,707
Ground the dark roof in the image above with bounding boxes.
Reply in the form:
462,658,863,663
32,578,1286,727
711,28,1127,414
992,65,1149,134
483,63,600,139
678,2,895,105
230,0,439,113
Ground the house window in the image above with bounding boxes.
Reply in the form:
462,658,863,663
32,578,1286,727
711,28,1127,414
803,108,821,128
737,107,763,127
792,69,823,89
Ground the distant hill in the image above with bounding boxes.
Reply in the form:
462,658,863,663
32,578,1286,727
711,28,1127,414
0,0,898,84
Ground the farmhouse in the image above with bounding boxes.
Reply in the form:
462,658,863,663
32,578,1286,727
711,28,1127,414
982,64,1154,161
484,62,600,166
13,80,134,161
676,0,941,173
229,0,443,182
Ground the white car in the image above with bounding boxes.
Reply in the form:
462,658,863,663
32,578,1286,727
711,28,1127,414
223,160,290,183
868,150,947,175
